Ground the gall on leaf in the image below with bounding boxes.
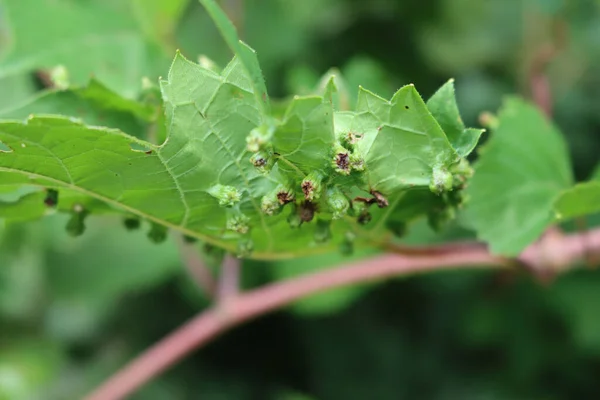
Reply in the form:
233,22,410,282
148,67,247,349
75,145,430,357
44,189,59,207
299,201,317,223
249,151,274,174
208,184,242,207
326,187,350,219
301,172,324,202
429,166,454,195
314,219,332,243
261,185,294,216
226,212,251,234
123,216,141,231
236,238,254,258
148,223,168,244
65,204,89,237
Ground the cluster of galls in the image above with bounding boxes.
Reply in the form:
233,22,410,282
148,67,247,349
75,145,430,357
43,188,173,245
425,158,474,232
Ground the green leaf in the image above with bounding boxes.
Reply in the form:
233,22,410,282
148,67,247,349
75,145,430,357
198,0,270,114
0,79,155,139
0,50,471,259
131,0,190,49
344,85,459,194
0,0,168,97
273,95,335,178
554,181,600,220
426,79,484,157
464,98,573,255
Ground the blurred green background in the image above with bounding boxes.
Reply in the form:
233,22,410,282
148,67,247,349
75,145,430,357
2,0,600,399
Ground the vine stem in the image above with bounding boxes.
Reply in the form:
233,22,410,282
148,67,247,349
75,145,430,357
85,227,600,400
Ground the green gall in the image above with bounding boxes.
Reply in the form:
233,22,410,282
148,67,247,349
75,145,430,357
427,207,455,232
326,187,350,219
349,152,365,172
314,219,332,243
450,158,474,188
357,209,372,225
183,235,198,244
340,131,364,150
236,238,254,258
299,201,317,223
50,65,69,90
286,204,302,228
250,151,274,174
208,184,241,207
65,204,88,237
301,172,324,201
44,189,59,207
332,144,351,175
429,167,453,195
123,216,141,231
246,123,274,152
339,231,356,256
226,213,250,234
148,223,168,243
261,185,294,216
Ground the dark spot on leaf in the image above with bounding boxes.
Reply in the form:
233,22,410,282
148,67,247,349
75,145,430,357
183,235,198,243
404,105,409,109
377,126,382,131
299,201,317,222
44,189,59,207
336,152,350,172
145,150,153,155
277,190,294,205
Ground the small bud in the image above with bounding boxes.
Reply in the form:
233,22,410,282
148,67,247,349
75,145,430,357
427,207,455,232
65,205,88,237
339,231,356,256
349,151,365,172
183,235,198,243
332,149,351,175
208,184,241,207
326,187,350,219
357,209,372,225
340,131,364,150
44,189,59,207
429,167,453,195
301,172,324,201
246,123,274,152
226,213,250,234
123,216,141,231
450,158,474,188
299,201,317,223
250,151,274,174
287,205,302,228
148,223,168,243
314,219,332,243
50,65,69,89
261,185,294,216
236,238,254,258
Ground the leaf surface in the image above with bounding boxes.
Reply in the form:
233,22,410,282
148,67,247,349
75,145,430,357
463,98,573,255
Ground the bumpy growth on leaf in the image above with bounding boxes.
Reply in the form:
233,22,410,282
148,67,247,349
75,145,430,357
0,0,481,259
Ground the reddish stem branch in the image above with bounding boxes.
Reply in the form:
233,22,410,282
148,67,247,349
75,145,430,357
218,254,241,301
85,227,600,400
176,237,217,298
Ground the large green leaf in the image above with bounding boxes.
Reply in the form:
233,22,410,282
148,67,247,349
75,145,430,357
0,0,168,97
0,48,474,258
464,98,573,255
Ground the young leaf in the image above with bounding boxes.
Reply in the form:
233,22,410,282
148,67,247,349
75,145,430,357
198,0,270,113
426,79,484,157
463,98,573,255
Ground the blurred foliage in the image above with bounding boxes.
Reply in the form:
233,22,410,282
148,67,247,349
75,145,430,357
2,0,600,399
